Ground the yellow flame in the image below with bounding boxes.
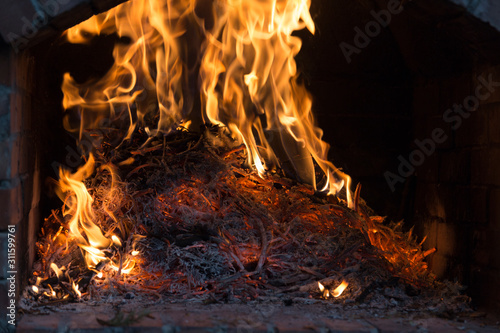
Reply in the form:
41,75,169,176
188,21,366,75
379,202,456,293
62,0,352,203
32,285,39,294
332,280,348,298
50,263,64,279
56,155,113,269
72,281,82,298
111,235,122,247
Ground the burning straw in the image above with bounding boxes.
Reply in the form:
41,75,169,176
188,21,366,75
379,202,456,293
27,126,443,305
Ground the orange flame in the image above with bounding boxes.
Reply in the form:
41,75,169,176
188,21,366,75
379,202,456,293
56,154,112,268
62,0,352,205
332,280,348,298
50,263,64,279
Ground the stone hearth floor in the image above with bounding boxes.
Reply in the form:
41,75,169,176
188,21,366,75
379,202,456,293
13,302,500,332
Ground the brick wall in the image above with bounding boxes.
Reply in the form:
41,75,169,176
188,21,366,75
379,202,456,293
412,65,500,311
0,41,41,318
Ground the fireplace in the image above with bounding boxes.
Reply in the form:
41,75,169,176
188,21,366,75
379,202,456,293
1,0,500,329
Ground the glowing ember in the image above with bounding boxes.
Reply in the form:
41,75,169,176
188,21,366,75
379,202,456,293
31,285,39,294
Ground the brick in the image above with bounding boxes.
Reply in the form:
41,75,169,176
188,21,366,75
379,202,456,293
487,102,500,144
0,113,10,142
439,72,474,112
474,65,500,105
470,187,488,224
0,140,13,180
472,232,491,268
9,89,24,134
415,150,439,183
414,183,451,220
0,232,8,279
471,147,500,186
0,45,11,86
453,186,472,222
270,313,318,332
0,134,22,181
436,222,457,258
321,318,373,332
0,180,23,230
473,227,500,271
21,173,41,218
490,189,500,230
413,78,441,117
428,253,452,279
0,85,11,117
439,150,470,184
0,279,9,317
455,105,488,147
468,265,500,313
414,116,454,150
11,52,34,95
18,133,32,176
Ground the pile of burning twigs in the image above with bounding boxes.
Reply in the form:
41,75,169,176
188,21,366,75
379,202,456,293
24,126,470,313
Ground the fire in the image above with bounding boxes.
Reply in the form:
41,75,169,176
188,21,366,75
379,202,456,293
61,0,352,205
72,280,82,299
50,263,64,279
56,155,111,256
43,0,355,298
318,280,348,299
332,280,348,298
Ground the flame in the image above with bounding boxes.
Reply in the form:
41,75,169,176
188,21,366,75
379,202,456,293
318,280,348,299
56,154,112,268
32,285,39,294
111,235,122,247
332,280,348,298
50,263,64,279
317,281,329,298
200,0,351,200
61,0,352,205
72,281,82,298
